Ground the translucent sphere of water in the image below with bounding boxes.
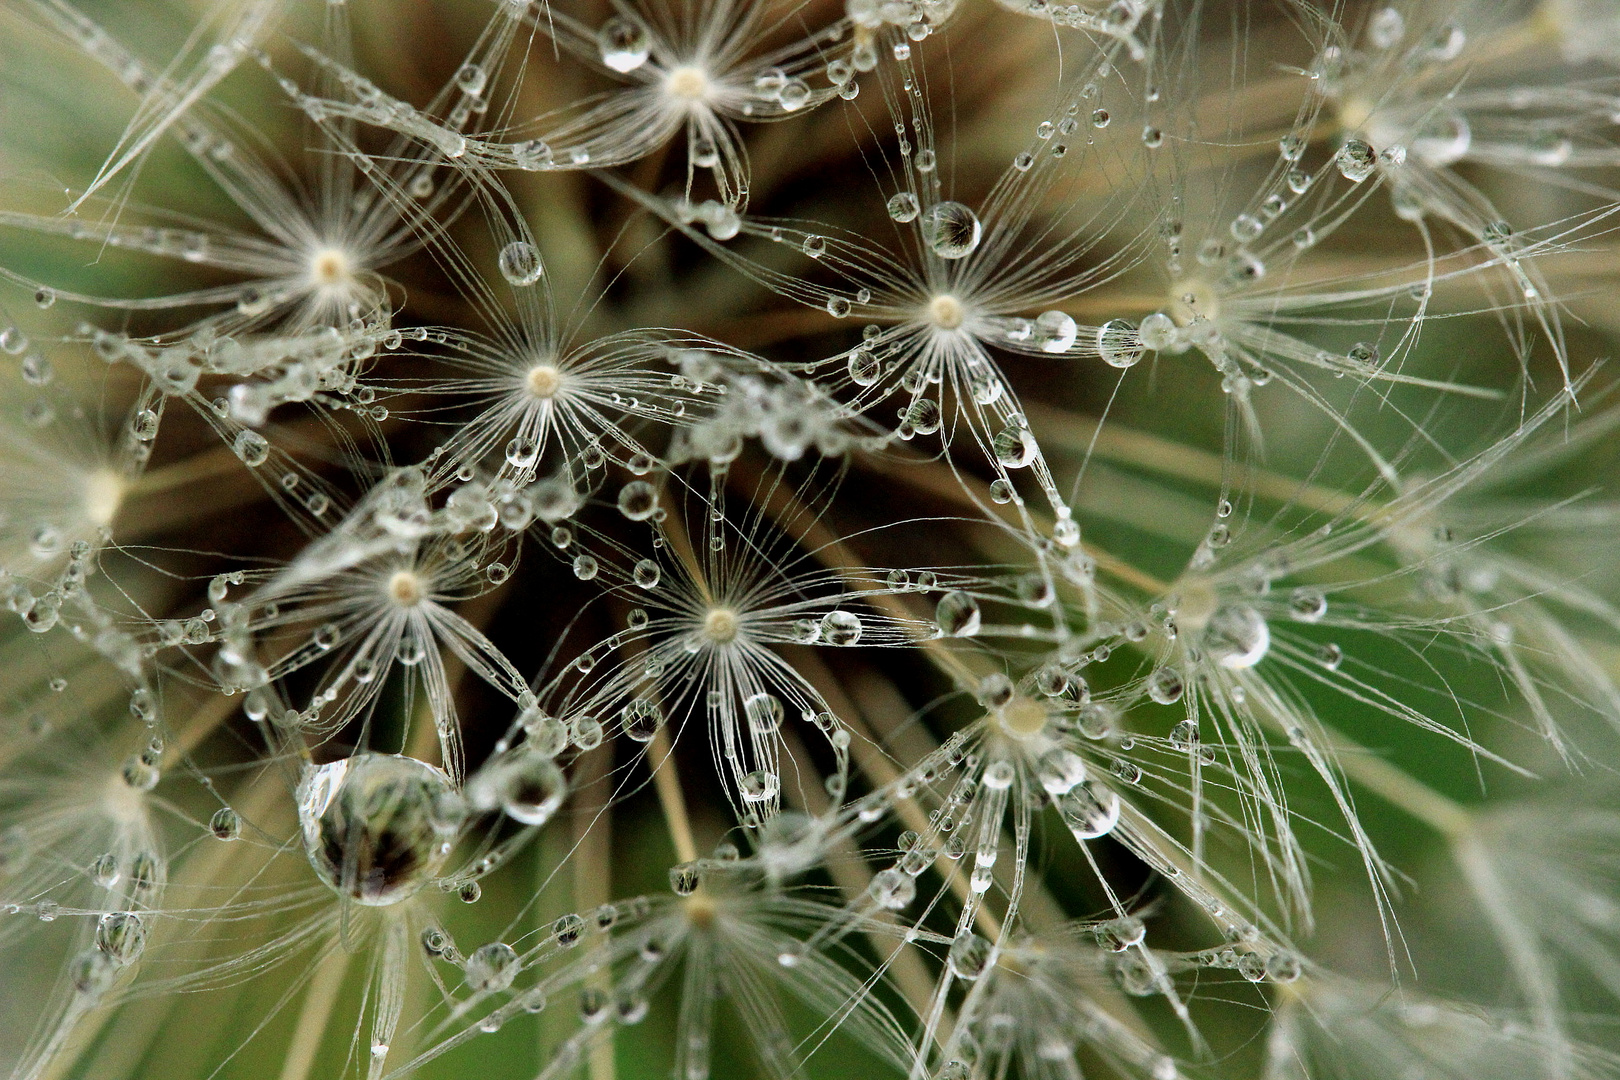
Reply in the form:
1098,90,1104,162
920,201,982,259
297,753,459,906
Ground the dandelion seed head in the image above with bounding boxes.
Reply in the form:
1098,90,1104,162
81,469,124,528
665,65,712,104
925,293,967,331
701,605,741,644
996,695,1049,739
1166,278,1221,326
520,361,565,399
307,246,356,292
386,569,426,607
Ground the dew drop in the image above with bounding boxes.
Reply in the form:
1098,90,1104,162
819,609,862,645
1336,139,1376,182
296,754,458,906
233,430,270,467
1097,319,1143,368
209,806,242,840
498,241,543,286
1033,310,1077,353
597,17,650,73
464,941,520,992
620,699,663,742
935,591,982,637
920,202,981,259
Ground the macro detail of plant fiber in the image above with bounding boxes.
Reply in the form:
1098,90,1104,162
6,0,1620,1077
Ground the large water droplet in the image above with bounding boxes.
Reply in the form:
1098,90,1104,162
597,18,650,73
1336,139,1376,182
920,202,981,259
465,941,520,992
744,692,783,734
498,241,543,286
947,932,991,979
620,699,663,742
1033,310,1077,353
233,430,270,467
469,748,568,826
935,591,982,637
820,609,862,645
1058,780,1120,838
1204,605,1270,669
297,754,458,906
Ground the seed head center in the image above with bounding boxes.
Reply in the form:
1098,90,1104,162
83,469,125,527
1167,279,1220,326
703,606,740,644
309,247,354,289
666,66,710,101
684,892,717,928
526,364,562,399
1172,578,1219,634
387,570,426,607
998,696,1048,738
928,294,965,330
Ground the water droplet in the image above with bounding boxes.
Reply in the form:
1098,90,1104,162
464,941,519,992
1097,319,1143,368
1369,7,1405,49
617,480,657,520
669,862,701,895
215,427,272,475
505,436,539,469
455,63,487,96
935,591,982,637
554,912,585,945
1033,310,1077,353
33,287,55,309
947,932,991,979
95,911,146,964
905,397,941,435
869,868,915,909
209,806,242,840
597,18,650,73
744,692,783,734
1137,312,1176,352
633,558,661,589
1059,780,1120,838
620,699,662,741
471,749,568,826
1205,605,1270,668
1336,139,1376,182
847,348,880,386
1289,587,1327,622
498,241,543,286
887,191,920,222
572,554,599,580
1147,667,1184,704
1037,748,1087,794
740,768,779,802
297,754,458,906
820,609,862,645
920,202,981,259
992,424,1036,468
